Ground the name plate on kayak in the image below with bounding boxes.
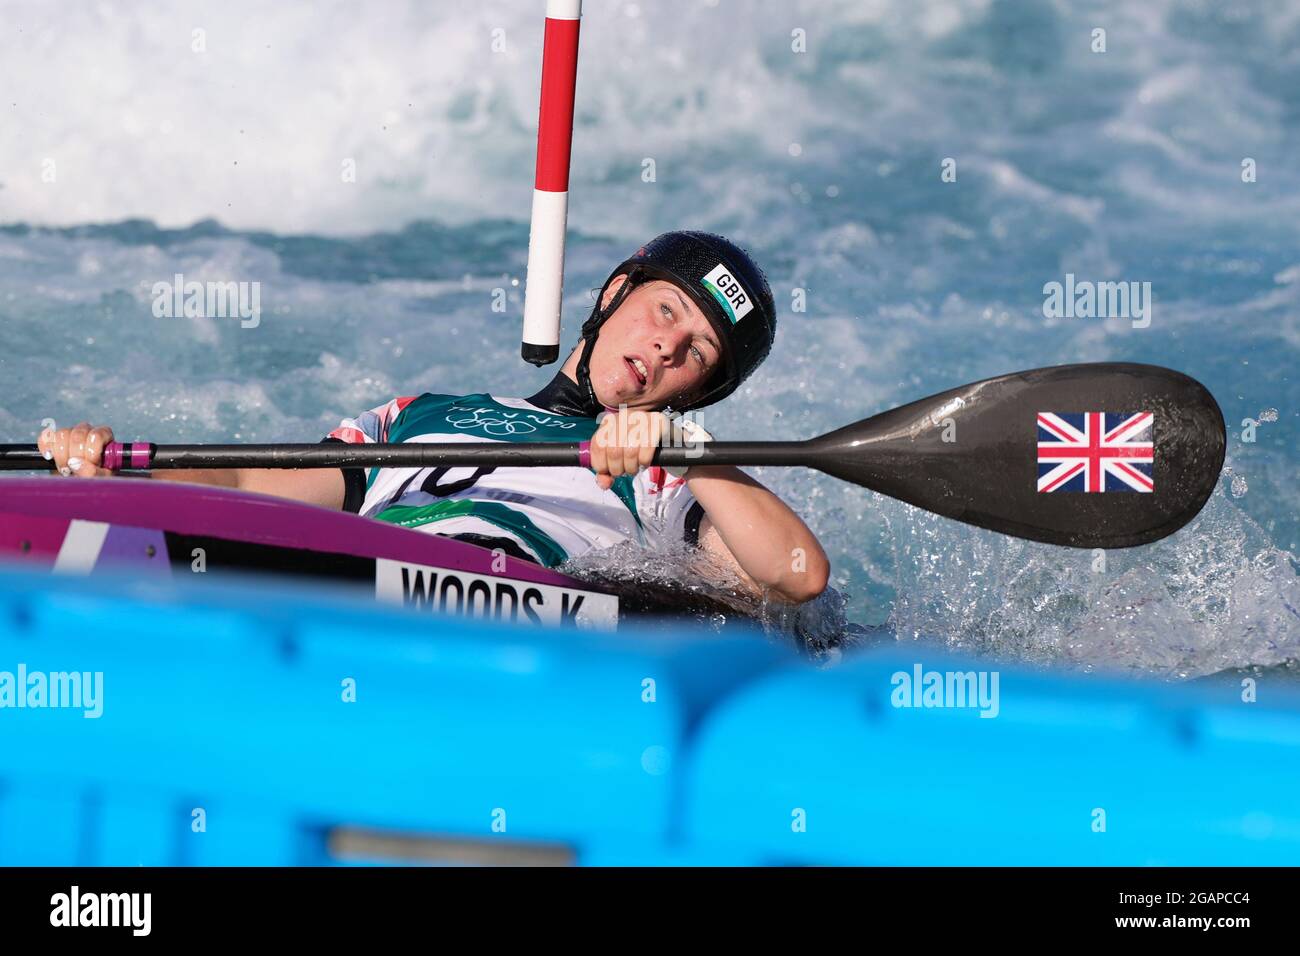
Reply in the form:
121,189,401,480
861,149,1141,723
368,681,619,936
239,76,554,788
375,559,618,629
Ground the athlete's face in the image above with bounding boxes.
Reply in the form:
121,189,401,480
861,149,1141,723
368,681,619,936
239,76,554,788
583,276,723,411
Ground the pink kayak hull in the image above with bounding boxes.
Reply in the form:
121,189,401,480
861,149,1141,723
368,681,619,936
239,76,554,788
0,476,590,591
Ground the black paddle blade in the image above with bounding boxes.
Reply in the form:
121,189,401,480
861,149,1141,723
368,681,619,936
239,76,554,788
809,363,1225,549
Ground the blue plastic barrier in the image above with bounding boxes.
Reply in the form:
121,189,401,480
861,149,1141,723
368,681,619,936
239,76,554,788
679,652,1300,865
0,565,785,865
3,563,1299,865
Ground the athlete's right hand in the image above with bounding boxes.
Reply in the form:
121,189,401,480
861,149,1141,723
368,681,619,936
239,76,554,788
37,422,116,478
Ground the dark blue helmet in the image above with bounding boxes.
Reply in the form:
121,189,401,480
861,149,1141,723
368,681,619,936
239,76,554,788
579,231,778,411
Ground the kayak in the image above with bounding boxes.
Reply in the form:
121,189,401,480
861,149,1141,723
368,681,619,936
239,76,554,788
0,477,867,652
0,477,623,630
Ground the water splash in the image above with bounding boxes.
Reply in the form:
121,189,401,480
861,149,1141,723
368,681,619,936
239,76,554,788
563,487,1300,682
883,489,1299,679
558,539,877,659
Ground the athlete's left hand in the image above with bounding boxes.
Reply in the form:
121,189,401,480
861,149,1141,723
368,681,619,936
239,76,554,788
588,409,671,491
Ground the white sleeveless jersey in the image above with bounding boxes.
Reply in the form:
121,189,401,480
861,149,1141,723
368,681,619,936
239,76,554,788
327,392,702,568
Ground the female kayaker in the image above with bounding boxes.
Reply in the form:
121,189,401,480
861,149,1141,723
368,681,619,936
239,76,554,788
38,231,830,604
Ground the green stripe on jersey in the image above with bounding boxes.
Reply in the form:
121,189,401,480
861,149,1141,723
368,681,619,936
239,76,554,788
374,498,569,568
610,474,645,543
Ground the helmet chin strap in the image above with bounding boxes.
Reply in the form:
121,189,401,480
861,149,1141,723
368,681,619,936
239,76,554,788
575,267,643,415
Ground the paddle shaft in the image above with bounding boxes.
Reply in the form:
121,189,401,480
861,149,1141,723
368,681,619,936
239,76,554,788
0,440,811,471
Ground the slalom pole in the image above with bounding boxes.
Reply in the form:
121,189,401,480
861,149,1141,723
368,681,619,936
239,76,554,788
521,0,582,367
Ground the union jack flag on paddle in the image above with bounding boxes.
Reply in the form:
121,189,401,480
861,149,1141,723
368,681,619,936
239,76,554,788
1037,411,1155,493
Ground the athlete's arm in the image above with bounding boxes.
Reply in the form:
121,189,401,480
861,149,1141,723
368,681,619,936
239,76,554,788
588,410,830,605
686,465,830,605
37,422,347,510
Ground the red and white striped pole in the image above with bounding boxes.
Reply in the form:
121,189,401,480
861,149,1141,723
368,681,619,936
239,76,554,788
521,0,582,367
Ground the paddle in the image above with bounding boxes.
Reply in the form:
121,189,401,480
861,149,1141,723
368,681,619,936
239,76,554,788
0,362,1225,549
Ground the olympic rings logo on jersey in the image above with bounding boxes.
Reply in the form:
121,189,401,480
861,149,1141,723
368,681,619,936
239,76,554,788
446,408,539,436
